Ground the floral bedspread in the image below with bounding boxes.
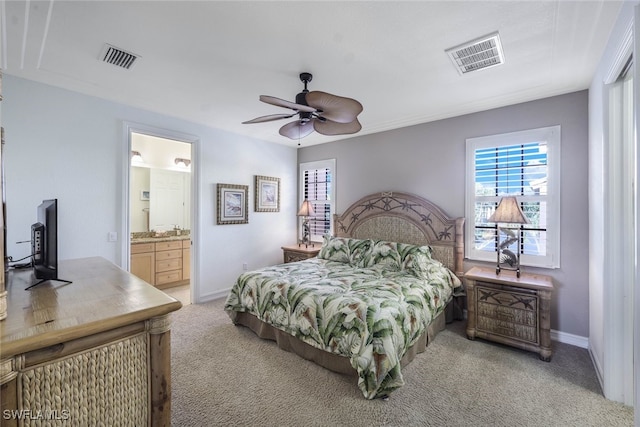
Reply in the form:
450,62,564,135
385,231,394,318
224,248,460,399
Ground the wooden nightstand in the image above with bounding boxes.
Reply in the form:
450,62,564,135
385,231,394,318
464,266,554,361
281,244,320,263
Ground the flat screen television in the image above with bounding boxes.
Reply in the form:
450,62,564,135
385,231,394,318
27,199,70,289
32,199,58,280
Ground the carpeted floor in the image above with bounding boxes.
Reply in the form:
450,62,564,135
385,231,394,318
170,299,633,427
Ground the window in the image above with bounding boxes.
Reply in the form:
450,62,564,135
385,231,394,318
465,126,560,268
299,159,336,242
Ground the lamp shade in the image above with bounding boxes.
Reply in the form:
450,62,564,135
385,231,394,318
487,196,530,224
297,200,314,216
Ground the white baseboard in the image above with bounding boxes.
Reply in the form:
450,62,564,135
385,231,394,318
589,345,605,393
196,288,230,304
551,329,589,349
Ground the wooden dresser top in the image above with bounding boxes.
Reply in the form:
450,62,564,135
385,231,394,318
0,257,182,358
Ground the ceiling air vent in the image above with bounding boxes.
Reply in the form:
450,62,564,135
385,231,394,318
445,32,504,75
99,44,139,70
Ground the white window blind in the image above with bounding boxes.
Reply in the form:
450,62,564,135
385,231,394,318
466,126,560,268
299,159,336,242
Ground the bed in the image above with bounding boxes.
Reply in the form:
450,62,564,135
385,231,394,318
224,192,464,399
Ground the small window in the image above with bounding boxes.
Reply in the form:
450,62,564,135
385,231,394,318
465,126,560,268
299,159,336,242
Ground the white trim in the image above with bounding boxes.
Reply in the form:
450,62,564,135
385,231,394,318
634,3,640,419
298,158,336,241
603,17,633,85
589,345,605,395
199,288,231,303
465,125,561,269
602,61,634,406
551,329,588,349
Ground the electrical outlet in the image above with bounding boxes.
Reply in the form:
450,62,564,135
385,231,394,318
108,231,118,242
242,262,248,271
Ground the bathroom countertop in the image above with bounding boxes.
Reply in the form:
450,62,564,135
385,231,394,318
131,235,190,244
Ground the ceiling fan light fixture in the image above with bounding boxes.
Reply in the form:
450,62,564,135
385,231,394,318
243,72,363,141
445,32,504,75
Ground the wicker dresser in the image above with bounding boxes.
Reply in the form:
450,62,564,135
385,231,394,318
464,266,553,361
0,257,182,426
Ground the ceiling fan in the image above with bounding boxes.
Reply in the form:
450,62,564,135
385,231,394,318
242,72,363,141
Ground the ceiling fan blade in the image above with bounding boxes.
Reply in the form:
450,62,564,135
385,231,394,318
313,118,362,136
279,120,315,140
242,113,295,124
260,95,316,113
306,91,363,124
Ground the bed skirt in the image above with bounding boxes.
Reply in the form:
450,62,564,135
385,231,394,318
231,309,447,377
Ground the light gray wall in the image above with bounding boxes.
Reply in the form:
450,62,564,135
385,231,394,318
3,75,297,301
299,91,589,337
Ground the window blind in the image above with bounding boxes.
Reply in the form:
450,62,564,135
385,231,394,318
466,125,560,268
302,167,332,240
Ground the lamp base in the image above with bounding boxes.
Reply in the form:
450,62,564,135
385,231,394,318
496,265,521,278
496,226,522,278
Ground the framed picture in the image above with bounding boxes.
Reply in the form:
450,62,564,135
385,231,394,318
217,183,248,225
254,175,280,212
140,190,150,201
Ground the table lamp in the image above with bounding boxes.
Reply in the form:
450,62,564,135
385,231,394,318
297,200,315,247
487,196,530,278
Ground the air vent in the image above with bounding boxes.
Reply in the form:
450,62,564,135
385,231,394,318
445,32,504,75
99,44,139,70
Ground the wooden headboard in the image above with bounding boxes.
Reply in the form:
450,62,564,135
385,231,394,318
334,192,464,278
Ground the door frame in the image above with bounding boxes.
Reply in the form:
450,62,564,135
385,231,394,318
122,121,200,302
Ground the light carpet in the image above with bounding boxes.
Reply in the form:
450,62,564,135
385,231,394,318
170,299,633,426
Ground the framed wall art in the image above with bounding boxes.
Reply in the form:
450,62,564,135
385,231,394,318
216,183,248,225
254,175,280,212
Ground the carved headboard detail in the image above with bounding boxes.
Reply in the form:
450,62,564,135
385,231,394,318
334,192,464,277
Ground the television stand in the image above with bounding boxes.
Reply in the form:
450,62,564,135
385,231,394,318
25,277,72,291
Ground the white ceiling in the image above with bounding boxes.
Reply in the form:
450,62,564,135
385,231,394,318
1,1,623,147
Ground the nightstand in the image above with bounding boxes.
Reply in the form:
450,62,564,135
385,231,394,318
464,266,554,361
281,244,321,263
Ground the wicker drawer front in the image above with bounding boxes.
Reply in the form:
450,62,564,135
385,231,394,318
476,285,539,344
284,252,308,263
19,334,149,426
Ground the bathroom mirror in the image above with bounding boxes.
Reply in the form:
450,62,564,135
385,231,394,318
130,166,191,233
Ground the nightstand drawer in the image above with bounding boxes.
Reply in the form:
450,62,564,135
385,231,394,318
476,285,538,311
281,245,320,263
464,266,554,361
477,302,536,326
477,316,538,344
475,285,539,344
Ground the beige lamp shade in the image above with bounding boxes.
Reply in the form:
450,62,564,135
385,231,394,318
487,196,530,224
297,200,314,216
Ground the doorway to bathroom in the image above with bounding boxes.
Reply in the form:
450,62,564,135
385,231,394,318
124,124,198,306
